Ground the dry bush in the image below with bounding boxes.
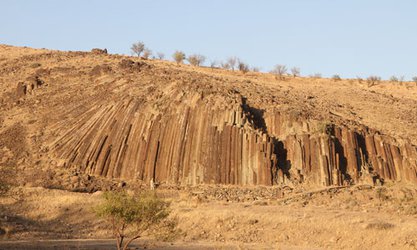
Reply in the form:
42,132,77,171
367,76,381,87
251,67,260,72
332,74,342,81
237,60,249,74
220,61,231,70
209,60,218,68
94,191,171,250
187,54,206,66
142,49,152,59
356,76,363,84
172,51,185,64
412,76,417,85
290,67,300,77
156,52,165,60
226,57,238,70
131,42,145,57
271,64,287,80
390,76,398,82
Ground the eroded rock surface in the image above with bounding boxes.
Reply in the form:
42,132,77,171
0,44,416,187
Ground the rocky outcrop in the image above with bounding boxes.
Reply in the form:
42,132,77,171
16,76,44,97
53,96,275,185
52,95,417,187
91,48,108,55
265,112,417,186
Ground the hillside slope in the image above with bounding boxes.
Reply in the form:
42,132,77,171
0,45,416,187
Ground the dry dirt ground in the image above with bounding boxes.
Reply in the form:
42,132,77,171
0,184,417,249
0,45,417,249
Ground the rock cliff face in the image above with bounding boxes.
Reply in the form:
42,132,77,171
264,112,417,186
53,95,275,186
52,94,417,187
1,45,416,187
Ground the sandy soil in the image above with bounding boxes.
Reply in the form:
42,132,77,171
1,184,416,249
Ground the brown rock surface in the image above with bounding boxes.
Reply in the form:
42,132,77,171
0,44,416,187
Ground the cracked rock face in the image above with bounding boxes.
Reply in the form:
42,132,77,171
0,45,416,187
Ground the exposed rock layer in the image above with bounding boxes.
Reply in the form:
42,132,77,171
53,96,417,186
0,45,416,187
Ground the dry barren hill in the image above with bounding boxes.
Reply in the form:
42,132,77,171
0,44,416,189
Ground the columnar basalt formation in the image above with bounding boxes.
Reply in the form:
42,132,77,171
53,97,276,185
264,112,417,186
1,45,416,188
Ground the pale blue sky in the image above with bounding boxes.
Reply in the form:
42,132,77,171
1,0,416,79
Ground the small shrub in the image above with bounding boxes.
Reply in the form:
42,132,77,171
412,76,417,85
271,64,287,80
367,75,381,87
142,49,152,59
220,61,230,70
332,74,342,81
356,76,363,84
94,191,171,250
290,67,300,77
172,51,186,64
131,42,145,57
390,76,399,82
375,187,389,201
309,73,322,79
156,52,165,60
209,60,218,68
187,54,206,66
226,57,237,70
237,60,249,74
251,67,260,72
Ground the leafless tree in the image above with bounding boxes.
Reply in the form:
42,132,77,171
251,67,260,72
237,60,249,74
332,74,342,81
367,75,381,87
271,64,287,80
187,54,206,66
290,67,300,78
131,42,145,57
142,48,152,59
412,76,417,85
220,61,231,70
157,52,165,60
210,60,219,69
227,57,238,70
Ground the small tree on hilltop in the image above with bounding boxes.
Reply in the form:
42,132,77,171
390,76,399,82
220,61,231,70
290,67,300,78
237,60,249,74
332,74,342,81
131,42,145,57
142,48,152,59
187,54,206,66
173,51,186,64
271,64,287,80
367,75,381,87
94,191,170,250
157,52,165,60
412,76,417,85
227,57,238,70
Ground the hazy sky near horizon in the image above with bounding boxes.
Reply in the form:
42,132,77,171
1,0,416,79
